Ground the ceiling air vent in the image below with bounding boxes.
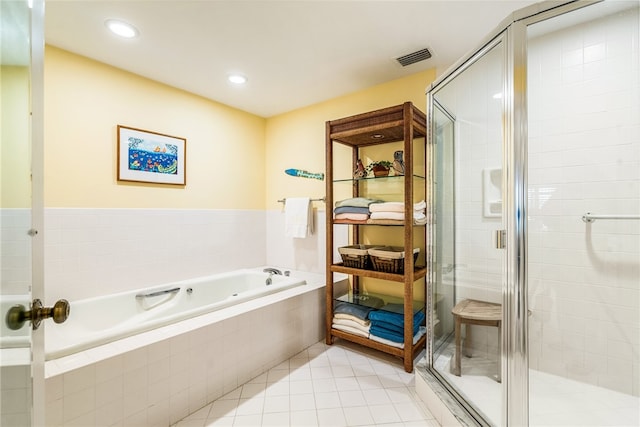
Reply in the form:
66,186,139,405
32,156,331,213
396,48,432,67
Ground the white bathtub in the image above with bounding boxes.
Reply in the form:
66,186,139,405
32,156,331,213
45,268,306,360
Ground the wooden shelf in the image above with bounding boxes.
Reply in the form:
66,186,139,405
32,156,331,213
329,328,427,361
328,104,426,147
330,263,427,282
333,219,427,226
325,102,428,373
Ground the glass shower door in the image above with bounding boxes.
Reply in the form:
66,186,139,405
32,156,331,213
429,36,506,425
526,1,640,425
431,102,455,356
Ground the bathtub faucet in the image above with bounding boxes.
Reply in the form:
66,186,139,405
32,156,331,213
263,267,290,276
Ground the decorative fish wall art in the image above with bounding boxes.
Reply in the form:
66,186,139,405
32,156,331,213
285,168,325,180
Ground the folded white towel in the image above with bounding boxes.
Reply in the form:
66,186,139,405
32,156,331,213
333,318,371,334
370,211,404,220
285,197,313,238
333,313,370,327
369,200,426,213
368,326,426,349
332,323,370,339
369,202,404,213
413,200,426,211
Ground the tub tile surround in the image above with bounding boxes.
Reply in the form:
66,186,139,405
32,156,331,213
44,272,325,426
43,209,268,302
42,207,343,303
266,209,349,273
0,354,32,427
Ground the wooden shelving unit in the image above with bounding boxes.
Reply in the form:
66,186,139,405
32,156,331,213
325,102,427,372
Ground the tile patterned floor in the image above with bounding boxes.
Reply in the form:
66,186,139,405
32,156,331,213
173,340,438,427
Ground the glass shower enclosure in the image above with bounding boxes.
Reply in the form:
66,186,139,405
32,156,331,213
423,1,639,425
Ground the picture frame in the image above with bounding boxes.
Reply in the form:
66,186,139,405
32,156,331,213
117,125,186,185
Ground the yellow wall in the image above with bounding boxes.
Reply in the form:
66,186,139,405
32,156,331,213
43,48,435,298
44,46,266,209
44,45,435,216
265,69,436,298
264,69,436,211
1,66,31,208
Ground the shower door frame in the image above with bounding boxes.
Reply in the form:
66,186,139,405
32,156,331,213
425,1,603,426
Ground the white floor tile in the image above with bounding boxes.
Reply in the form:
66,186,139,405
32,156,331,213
317,407,347,427
311,378,337,393
334,376,361,391
261,411,290,426
363,388,392,406
290,409,318,427
289,380,314,395
290,393,316,411
235,397,264,416
368,403,403,424
232,414,262,426
264,381,289,397
263,395,290,413
203,415,233,426
174,340,434,427
239,382,266,399
393,401,429,422
342,405,374,426
314,391,342,409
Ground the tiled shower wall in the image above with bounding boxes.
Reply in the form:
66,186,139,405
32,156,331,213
527,8,640,395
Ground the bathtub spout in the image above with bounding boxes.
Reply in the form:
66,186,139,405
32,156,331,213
263,267,283,275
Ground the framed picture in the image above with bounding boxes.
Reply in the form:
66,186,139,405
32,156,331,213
117,125,186,185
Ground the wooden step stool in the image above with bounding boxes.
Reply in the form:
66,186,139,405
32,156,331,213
451,299,502,382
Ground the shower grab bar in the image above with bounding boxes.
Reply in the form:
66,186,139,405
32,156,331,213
135,287,180,299
582,212,640,223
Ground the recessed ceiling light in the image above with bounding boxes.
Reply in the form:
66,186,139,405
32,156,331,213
228,74,248,85
371,134,385,139
105,19,139,39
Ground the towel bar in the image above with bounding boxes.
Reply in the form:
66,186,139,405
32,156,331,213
582,212,640,223
278,197,326,204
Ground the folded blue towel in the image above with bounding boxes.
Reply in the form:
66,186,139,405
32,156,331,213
369,317,422,336
369,325,405,343
334,206,371,215
334,301,375,321
368,305,425,329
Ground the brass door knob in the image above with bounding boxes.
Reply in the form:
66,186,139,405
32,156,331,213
5,299,71,331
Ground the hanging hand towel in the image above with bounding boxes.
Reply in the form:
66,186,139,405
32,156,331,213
285,197,313,238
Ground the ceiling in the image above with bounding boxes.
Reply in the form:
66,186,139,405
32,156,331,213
45,0,539,118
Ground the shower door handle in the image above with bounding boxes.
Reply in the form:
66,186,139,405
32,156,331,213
495,230,506,249
5,299,70,331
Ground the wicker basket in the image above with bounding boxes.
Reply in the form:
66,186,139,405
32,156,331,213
338,245,379,269
368,246,420,274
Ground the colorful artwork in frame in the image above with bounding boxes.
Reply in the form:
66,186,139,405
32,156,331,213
117,125,186,185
